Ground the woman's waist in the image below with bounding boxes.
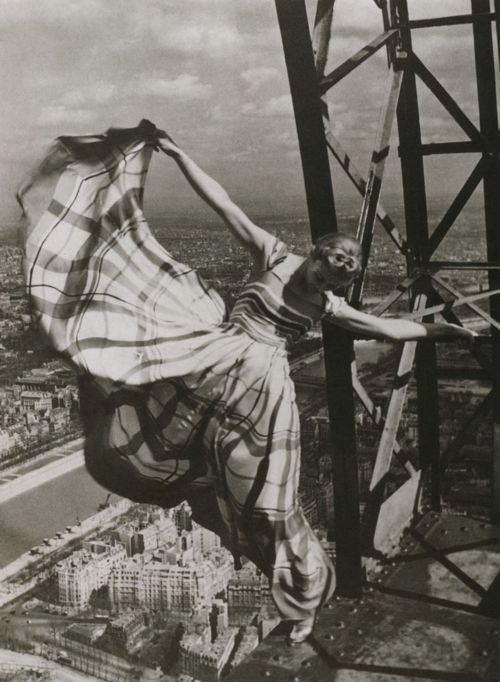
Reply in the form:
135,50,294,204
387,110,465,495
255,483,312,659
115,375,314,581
222,319,288,354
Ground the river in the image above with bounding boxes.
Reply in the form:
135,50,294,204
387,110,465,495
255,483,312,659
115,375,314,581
0,466,119,568
0,340,390,569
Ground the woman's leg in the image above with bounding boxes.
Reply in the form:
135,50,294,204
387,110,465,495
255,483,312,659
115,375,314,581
241,504,336,621
209,356,336,621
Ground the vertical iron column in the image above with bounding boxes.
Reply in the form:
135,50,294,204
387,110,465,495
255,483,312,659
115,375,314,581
395,0,441,510
471,0,500,522
275,0,362,595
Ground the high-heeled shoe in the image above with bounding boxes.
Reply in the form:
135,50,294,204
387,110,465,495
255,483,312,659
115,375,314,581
287,614,316,644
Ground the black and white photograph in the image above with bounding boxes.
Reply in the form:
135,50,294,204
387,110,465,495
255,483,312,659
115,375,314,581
0,1,498,680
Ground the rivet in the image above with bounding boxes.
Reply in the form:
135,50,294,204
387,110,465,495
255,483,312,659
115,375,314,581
273,655,281,661
460,526,468,532
356,629,363,635
489,628,498,635
440,529,448,534
335,621,345,629
263,671,271,677
349,607,358,614
301,660,312,668
325,633,335,640
481,650,489,657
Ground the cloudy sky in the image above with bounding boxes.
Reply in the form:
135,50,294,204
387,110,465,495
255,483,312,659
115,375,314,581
0,0,492,229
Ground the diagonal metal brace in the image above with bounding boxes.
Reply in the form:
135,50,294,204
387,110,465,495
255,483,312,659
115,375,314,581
325,130,407,253
353,368,417,477
426,285,494,377
401,287,500,326
431,274,500,331
369,294,427,490
428,157,488,256
351,63,404,306
319,29,399,93
410,52,491,153
368,273,421,317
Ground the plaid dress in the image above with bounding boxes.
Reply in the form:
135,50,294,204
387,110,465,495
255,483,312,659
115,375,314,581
19,121,335,620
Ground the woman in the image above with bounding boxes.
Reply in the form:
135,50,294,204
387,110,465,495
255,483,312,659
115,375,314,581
20,123,475,644
151,135,475,641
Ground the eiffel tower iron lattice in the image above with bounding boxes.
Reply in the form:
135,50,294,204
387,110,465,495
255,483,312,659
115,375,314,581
275,0,500,595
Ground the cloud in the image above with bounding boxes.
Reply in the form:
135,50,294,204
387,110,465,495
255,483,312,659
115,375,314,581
243,94,293,117
157,23,240,55
36,105,96,127
0,0,115,29
61,82,117,107
138,74,213,101
264,95,293,115
129,7,241,56
241,67,280,91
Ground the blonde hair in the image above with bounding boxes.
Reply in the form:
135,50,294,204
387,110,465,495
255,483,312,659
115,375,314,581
311,232,362,280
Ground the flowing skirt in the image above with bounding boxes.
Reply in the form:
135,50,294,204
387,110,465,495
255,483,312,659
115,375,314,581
80,323,335,619
18,122,335,620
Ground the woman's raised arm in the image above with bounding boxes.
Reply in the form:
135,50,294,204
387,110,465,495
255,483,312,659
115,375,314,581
158,136,275,268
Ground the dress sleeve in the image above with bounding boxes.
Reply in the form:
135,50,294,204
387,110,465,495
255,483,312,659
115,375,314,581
322,290,347,318
263,237,289,271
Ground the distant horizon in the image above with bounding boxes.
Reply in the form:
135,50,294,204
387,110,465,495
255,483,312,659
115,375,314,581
0,189,486,240
0,191,486,250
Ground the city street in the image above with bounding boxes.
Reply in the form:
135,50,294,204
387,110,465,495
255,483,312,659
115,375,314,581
0,648,101,681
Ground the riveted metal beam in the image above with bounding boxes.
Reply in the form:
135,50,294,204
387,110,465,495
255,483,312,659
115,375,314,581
275,0,362,595
472,0,500,522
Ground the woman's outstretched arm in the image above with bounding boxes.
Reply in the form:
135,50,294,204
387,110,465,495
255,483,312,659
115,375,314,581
158,136,275,267
325,294,476,343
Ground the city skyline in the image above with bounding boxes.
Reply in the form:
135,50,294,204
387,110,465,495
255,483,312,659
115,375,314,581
0,0,486,230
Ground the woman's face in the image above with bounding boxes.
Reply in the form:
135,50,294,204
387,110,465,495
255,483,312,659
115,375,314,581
304,248,360,293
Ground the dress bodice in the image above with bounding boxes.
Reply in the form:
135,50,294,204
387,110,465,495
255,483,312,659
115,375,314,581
229,242,324,350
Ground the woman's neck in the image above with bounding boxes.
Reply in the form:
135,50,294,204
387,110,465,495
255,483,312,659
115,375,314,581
288,258,322,300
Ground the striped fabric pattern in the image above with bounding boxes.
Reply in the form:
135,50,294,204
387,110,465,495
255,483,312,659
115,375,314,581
19,122,335,621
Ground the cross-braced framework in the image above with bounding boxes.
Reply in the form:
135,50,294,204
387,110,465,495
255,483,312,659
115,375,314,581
275,0,500,594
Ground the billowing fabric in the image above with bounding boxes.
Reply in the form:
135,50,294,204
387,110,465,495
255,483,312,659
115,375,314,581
19,121,336,620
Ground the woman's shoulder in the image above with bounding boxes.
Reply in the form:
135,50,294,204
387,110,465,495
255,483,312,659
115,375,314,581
261,237,290,272
266,251,304,283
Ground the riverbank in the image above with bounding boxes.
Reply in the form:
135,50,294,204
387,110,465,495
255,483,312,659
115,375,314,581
0,497,132,605
0,441,84,505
